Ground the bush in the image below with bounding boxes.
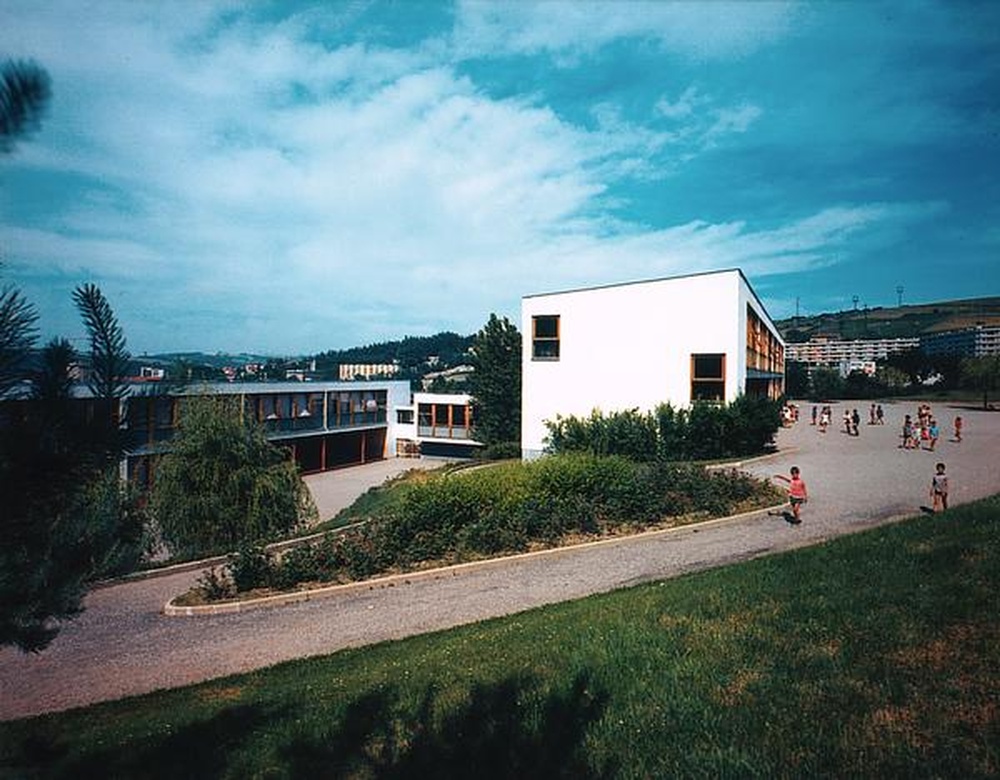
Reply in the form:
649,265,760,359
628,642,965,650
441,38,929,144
211,455,780,598
547,396,782,462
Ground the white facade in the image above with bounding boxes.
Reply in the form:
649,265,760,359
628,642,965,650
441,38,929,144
786,336,919,366
338,362,400,380
520,269,784,458
393,391,482,457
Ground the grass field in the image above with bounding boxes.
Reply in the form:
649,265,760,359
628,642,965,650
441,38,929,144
3,497,999,779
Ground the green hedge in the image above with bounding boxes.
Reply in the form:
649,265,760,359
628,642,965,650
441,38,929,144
210,455,779,596
545,395,783,462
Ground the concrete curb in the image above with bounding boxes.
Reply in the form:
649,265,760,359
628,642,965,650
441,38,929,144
162,501,787,617
101,453,790,591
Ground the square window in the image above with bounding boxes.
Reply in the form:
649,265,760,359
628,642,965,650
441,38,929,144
532,315,560,360
691,353,725,402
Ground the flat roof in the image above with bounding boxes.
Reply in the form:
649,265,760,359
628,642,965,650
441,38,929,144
522,267,746,301
522,267,779,337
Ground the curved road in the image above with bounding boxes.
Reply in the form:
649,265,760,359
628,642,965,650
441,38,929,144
2,400,997,721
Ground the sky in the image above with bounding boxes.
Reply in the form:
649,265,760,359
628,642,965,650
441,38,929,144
1,1,998,356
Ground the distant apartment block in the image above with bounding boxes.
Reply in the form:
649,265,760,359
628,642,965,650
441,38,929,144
785,336,919,367
921,324,1000,358
338,362,400,380
521,269,784,459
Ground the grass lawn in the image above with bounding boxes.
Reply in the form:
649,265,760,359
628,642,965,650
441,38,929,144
3,497,999,779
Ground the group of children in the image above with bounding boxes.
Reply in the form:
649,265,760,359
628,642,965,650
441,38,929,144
900,404,962,451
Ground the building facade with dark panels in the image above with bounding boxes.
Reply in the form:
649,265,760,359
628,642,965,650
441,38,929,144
920,325,1000,358
123,380,412,488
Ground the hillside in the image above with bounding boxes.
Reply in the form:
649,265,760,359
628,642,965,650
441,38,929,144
776,296,1000,343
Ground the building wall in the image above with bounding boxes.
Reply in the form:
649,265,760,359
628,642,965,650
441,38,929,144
786,337,919,365
393,391,481,456
521,269,780,458
125,380,412,486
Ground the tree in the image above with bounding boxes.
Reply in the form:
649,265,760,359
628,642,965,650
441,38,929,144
783,360,809,398
1,280,147,652
961,356,1000,410
73,283,131,401
0,279,37,398
809,367,844,401
0,59,51,153
150,395,316,558
468,314,521,450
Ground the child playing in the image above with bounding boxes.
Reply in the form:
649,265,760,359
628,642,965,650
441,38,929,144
930,462,949,512
775,466,808,524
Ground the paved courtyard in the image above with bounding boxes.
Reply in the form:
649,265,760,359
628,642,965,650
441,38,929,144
1,399,997,721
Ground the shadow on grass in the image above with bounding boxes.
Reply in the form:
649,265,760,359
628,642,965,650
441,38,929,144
8,673,610,779
11,703,285,780
282,671,613,780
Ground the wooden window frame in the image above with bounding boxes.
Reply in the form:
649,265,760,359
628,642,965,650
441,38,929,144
532,314,560,361
690,353,726,402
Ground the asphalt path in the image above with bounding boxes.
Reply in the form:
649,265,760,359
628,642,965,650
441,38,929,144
2,400,997,721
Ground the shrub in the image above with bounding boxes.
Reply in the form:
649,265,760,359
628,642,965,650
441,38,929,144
546,396,782,462
211,455,779,599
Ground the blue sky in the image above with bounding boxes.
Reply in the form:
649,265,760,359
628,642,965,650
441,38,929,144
1,1,998,355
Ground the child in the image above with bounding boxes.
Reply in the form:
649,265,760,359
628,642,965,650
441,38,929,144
775,466,808,524
954,416,963,443
928,418,939,451
930,462,949,513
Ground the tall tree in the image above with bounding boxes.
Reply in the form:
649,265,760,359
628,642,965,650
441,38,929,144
468,314,521,449
0,280,146,652
961,356,1000,410
151,395,316,558
0,279,38,398
0,58,51,153
73,283,131,400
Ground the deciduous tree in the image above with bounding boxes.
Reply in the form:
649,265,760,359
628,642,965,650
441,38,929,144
150,395,316,558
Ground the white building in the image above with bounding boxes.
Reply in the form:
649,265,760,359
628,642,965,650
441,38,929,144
338,362,400,380
785,336,919,366
393,391,482,458
520,269,784,459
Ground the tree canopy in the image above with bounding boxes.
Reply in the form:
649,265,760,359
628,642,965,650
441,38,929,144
0,59,51,153
150,395,316,558
467,314,521,450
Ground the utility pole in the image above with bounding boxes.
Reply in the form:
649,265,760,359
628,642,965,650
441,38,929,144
896,285,904,308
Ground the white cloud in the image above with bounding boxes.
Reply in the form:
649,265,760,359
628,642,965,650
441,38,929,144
0,2,958,352
452,0,798,61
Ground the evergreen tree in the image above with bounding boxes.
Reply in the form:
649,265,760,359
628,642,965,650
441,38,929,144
0,59,51,153
1,284,146,652
468,314,521,449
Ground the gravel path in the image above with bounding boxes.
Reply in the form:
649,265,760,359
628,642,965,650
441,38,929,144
1,400,997,722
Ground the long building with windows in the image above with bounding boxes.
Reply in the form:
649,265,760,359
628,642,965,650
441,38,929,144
520,269,784,459
784,336,920,367
125,380,411,487
920,324,1000,358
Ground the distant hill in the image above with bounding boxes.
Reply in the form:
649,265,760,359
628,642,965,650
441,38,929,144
313,332,474,375
776,296,1000,343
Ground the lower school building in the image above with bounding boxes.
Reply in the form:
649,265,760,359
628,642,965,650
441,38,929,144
521,269,785,459
124,381,481,488
126,381,412,487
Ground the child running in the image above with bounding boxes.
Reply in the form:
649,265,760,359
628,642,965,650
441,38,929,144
774,466,808,524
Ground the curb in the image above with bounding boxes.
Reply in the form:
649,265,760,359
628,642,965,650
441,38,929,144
162,501,787,617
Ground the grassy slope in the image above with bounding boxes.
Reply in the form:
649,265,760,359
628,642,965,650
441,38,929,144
3,497,999,779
